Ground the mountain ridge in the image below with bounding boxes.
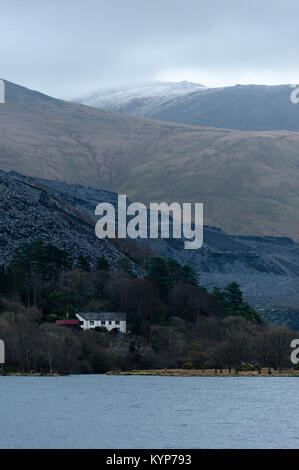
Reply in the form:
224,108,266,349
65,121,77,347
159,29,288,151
75,79,207,116
75,81,299,132
1,80,299,240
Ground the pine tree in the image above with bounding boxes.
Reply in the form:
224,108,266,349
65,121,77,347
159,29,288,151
180,265,198,286
76,254,91,272
145,256,173,296
117,257,134,276
96,256,109,271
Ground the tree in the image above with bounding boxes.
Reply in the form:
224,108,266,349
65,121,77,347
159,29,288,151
180,265,198,286
40,289,79,318
213,282,263,324
9,240,72,307
145,256,173,297
166,258,183,284
170,283,223,326
117,257,134,276
165,258,198,286
0,266,13,295
104,277,167,334
224,282,243,307
267,326,294,371
96,256,109,271
76,254,91,272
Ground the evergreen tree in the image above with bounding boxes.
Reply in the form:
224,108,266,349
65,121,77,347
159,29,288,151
166,258,198,286
224,282,243,308
213,282,263,324
76,254,91,272
0,265,14,295
166,258,183,284
117,257,134,276
9,240,72,306
145,256,173,296
96,256,109,271
180,265,198,286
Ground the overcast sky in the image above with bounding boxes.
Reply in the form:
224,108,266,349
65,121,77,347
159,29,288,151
1,0,299,98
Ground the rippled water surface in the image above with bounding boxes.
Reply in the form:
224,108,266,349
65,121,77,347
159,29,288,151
0,375,298,448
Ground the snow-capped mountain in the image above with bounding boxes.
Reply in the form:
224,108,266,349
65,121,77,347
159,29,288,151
74,80,207,116
74,81,299,132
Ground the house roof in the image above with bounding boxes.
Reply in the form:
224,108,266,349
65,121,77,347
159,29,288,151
76,312,126,321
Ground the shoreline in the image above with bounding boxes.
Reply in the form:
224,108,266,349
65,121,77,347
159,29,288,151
2,368,299,377
1,372,62,377
107,368,299,377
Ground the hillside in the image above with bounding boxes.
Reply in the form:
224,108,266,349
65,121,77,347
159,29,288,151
0,171,141,274
76,81,299,132
19,173,299,326
1,81,299,240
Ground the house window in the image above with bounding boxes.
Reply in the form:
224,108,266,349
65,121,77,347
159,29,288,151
109,321,112,325
115,321,120,325
89,321,94,325
101,320,106,325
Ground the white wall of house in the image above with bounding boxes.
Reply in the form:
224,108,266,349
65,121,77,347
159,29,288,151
76,314,126,333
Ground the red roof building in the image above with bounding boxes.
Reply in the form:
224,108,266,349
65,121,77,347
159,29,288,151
56,320,79,325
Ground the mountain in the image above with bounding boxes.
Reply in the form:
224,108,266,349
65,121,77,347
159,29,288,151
1,80,299,240
16,172,299,329
75,80,206,116
0,171,141,274
76,82,299,132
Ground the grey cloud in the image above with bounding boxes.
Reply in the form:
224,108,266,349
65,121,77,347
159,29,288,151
1,0,299,97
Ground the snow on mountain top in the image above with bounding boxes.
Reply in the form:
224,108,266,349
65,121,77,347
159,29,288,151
75,80,207,110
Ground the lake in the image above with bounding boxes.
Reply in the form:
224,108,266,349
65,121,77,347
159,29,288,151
0,375,298,449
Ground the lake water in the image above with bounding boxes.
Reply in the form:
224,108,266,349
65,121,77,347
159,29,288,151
0,375,298,449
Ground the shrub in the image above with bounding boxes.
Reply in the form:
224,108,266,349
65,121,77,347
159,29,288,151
182,361,193,370
239,362,256,371
46,314,58,323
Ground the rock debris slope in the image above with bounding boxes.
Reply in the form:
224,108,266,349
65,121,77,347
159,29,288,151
0,171,141,274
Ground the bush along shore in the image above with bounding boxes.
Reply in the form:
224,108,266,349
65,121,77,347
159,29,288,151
0,239,298,376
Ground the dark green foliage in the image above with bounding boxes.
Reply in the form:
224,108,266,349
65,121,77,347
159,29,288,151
213,282,264,324
0,265,14,296
12,239,72,279
40,289,78,318
10,239,72,306
46,313,58,323
180,264,198,286
96,256,109,271
1,238,288,375
239,362,256,371
76,254,91,272
165,258,182,284
182,361,193,369
145,256,173,296
117,257,134,276
165,258,198,286
224,282,244,306
128,309,144,335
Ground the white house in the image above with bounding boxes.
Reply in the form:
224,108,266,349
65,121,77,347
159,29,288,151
76,312,126,334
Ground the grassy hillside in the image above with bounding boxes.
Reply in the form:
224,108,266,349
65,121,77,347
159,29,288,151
1,81,299,239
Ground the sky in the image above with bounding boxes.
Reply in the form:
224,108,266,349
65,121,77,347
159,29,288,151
1,0,299,98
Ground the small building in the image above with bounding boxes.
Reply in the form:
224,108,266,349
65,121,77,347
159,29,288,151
76,312,126,334
56,320,79,328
